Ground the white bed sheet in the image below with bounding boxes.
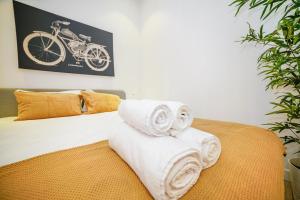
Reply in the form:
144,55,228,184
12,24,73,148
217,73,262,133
0,111,120,167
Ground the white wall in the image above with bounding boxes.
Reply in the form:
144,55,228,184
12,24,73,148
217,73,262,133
0,0,141,98
0,0,276,126
139,0,297,180
0,0,294,179
140,0,275,126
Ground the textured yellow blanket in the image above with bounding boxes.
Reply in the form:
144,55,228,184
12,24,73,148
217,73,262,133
0,119,284,200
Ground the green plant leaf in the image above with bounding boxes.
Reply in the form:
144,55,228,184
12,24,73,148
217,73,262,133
230,0,300,152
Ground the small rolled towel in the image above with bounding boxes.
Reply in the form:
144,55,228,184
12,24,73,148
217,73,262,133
118,99,174,136
177,127,221,169
164,101,193,136
109,121,202,200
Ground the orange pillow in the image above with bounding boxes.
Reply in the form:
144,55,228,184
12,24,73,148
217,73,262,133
15,91,82,120
81,91,120,114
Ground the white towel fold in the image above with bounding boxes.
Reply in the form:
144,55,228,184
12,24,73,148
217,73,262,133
164,101,193,136
118,99,174,136
109,121,202,200
177,128,221,169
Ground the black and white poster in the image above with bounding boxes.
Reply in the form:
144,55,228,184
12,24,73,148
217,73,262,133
13,1,114,76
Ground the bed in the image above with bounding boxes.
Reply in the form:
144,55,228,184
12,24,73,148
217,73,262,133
0,88,284,200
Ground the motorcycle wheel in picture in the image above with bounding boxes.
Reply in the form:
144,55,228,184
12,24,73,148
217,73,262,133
23,32,65,66
84,44,111,72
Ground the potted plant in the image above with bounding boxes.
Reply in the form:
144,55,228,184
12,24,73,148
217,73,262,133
230,0,300,199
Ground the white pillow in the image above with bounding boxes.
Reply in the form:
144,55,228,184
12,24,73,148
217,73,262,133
80,89,95,112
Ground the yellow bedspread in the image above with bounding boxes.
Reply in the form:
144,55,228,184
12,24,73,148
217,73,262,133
0,119,284,200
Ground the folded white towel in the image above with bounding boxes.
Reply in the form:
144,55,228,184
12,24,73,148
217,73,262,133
118,99,174,136
177,128,221,169
164,101,193,136
109,121,202,200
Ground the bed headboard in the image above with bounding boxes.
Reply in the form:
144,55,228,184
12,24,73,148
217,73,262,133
0,88,126,118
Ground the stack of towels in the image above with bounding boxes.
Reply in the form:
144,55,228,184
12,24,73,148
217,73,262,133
109,100,221,200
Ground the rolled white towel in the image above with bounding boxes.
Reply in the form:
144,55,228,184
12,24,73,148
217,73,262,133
177,127,221,169
164,101,193,136
109,121,202,200
118,99,174,136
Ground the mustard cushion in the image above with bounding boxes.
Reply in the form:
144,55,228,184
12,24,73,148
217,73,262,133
15,91,82,120
81,91,120,114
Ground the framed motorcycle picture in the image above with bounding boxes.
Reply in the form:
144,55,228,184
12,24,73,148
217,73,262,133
13,1,115,76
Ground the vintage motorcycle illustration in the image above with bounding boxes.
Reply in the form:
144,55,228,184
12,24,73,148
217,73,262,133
23,20,111,72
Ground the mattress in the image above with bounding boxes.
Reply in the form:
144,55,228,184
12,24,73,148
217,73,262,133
0,112,119,166
0,116,284,200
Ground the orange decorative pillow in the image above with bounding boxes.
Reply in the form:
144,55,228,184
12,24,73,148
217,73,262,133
15,91,82,120
81,91,121,114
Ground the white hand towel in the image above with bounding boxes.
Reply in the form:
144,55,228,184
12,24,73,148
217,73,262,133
118,99,174,136
177,128,221,169
164,101,193,136
109,121,202,200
